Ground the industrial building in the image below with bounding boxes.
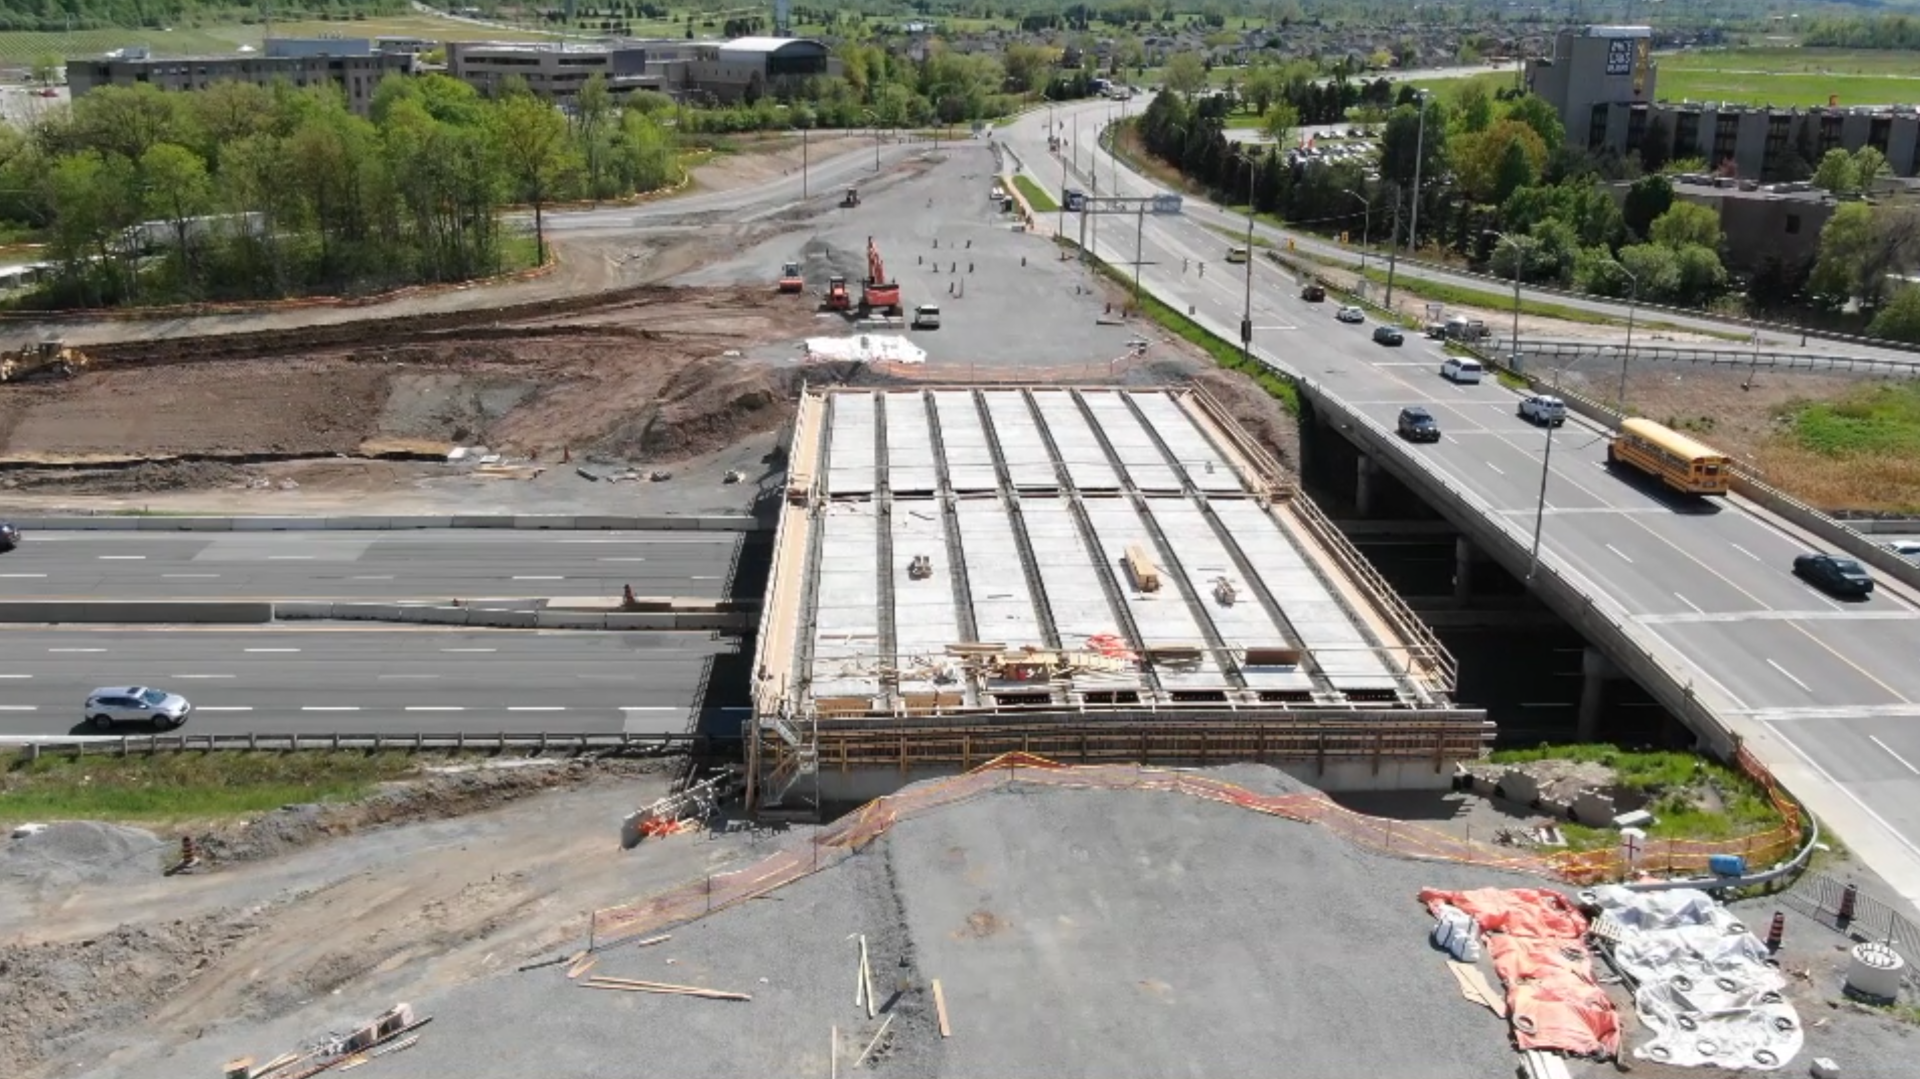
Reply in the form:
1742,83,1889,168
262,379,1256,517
747,385,1488,814
444,38,695,100
682,36,834,103
65,39,416,117
1530,25,1920,179
1609,175,1838,274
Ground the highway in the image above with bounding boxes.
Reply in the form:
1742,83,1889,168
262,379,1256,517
0,530,743,604
0,627,737,736
1005,100,1920,911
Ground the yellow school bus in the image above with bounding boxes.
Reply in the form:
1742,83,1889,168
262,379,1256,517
1607,418,1733,495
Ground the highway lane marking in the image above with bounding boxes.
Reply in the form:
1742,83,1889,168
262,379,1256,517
442,648,497,653
689,575,722,580
1484,462,1504,475
98,555,145,560
0,674,30,678
513,575,565,580
0,705,36,711
406,706,466,712
1605,543,1634,564
302,706,361,712
196,706,253,712
620,706,680,711
1767,723,1920,863
1767,659,1813,694
48,647,105,653
508,706,566,712
1870,735,1920,776
1674,593,1704,614
245,648,301,653
1731,544,1761,561
0,573,47,578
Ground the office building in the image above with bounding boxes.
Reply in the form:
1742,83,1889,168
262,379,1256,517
1525,25,1657,152
66,40,415,116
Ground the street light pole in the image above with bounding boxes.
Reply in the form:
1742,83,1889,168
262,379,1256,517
1344,189,1371,273
1527,413,1557,584
1406,91,1430,257
1614,263,1640,417
1133,203,1146,305
1241,154,1257,366
801,126,808,199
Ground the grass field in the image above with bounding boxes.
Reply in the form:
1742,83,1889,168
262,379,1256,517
1487,744,1782,849
1012,174,1058,212
1760,381,1920,512
0,751,419,824
1418,47,1920,110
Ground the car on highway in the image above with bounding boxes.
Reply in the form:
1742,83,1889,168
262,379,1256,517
1335,305,1365,324
0,521,17,552
1886,540,1920,560
1372,325,1404,346
1440,357,1485,384
1518,394,1567,427
1396,406,1440,442
84,686,193,730
1793,553,1874,598
1225,246,1250,264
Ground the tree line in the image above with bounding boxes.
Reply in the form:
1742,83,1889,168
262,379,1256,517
1801,14,1920,51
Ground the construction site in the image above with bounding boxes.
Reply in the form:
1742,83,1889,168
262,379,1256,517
744,383,1487,812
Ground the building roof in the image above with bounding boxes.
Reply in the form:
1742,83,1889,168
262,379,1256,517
719,35,825,54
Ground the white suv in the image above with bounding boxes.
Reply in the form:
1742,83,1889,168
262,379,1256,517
84,686,192,730
1518,394,1567,426
1440,357,1484,384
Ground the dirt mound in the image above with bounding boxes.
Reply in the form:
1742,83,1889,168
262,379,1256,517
196,758,669,865
0,821,167,892
0,460,247,493
1181,366,1301,473
0,908,267,1079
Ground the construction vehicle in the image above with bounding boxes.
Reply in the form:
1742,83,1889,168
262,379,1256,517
841,187,860,208
858,236,901,317
777,260,805,293
823,275,852,312
0,341,88,384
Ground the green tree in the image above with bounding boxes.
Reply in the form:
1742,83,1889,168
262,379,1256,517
1854,145,1889,193
1622,173,1673,239
1868,285,1920,343
30,52,60,87
46,151,138,304
1813,148,1859,195
1616,243,1682,300
1003,42,1052,93
489,92,572,265
1492,138,1535,205
1670,243,1729,305
1452,79,1493,134
138,142,213,288
1164,52,1207,99
1379,98,1448,191
1262,101,1298,148
1503,93,1564,154
574,73,613,198
1243,64,1279,115
1649,202,1721,251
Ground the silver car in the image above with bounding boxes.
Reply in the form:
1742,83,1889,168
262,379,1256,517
84,686,192,730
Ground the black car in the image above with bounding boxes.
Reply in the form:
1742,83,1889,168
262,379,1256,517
0,522,18,552
1793,552,1874,597
1372,325,1404,346
1397,406,1440,442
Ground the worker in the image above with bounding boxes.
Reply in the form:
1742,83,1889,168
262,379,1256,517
1183,258,1189,274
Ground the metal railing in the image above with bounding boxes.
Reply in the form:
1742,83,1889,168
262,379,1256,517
10,731,733,758
1497,337,1920,379
1781,871,1920,966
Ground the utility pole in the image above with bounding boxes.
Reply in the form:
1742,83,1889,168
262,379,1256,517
1133,203,1146,305
1406,91,1430,257
1241,157,1257,366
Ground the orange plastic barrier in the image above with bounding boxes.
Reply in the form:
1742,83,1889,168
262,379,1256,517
1421,887,1621,1059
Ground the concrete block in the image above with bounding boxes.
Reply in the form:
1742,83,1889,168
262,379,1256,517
383,516,455,530
695,515,759,532
404,606,473,626
604,612,677,630
673,612,755,631
0,601,89,623
324,517,391,530
535,610,611,629
465,607,538,628
12,516,140,531
451,516,514,528
143,517,233,532
1570,789,1618,827
331,603,404,621
273,602,337,620
573,516,638,530
513,516,575,530
232,517,321,532
629,516,693,531
32,602,272,623
1496,768,1540,805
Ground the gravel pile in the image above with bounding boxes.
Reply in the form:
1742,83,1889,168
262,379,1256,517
0,821,166,892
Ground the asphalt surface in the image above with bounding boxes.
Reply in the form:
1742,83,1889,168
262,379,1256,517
1006,100,1920,914
0,626,736,737
0,530,741,603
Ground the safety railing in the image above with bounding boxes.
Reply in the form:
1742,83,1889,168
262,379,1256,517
7,731,734,759
1781,871,1920,964
1496,337,1920,379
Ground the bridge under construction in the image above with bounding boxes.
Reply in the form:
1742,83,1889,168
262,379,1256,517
747,383,1490,813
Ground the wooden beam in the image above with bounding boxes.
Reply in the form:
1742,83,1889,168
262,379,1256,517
932,979,952,1038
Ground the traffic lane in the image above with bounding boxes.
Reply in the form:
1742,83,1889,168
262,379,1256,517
0,532,741,600
1607,508,1916,617
1645,619,1912,711
1775,617,1920,702
548,139,914,228
0,627,732,735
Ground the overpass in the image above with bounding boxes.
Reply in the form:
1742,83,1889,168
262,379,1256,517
1003,99,1920,916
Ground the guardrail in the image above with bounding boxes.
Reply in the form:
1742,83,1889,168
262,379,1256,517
1497,337,1920,379
276,602,754,631
2,514,768,532
8,730,739,759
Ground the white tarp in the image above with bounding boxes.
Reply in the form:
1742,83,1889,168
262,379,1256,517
1590,885,1803,1071
805,335,927,365
1431,903,1483,962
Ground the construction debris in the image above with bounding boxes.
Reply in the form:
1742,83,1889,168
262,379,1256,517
854,1014,896,1069
566,955,597,980
907,554,933,580
933,979,952,1037
581,976,751,1002
1123,543,1161,592
634,934,673,948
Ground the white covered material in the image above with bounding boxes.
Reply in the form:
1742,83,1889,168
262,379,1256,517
1589,885,1803,1071
806,335,927,365
1844,941,1905,1000
1431,902,1482,962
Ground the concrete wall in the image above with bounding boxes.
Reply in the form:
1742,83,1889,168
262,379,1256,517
0,601,272,624
6,514,767,532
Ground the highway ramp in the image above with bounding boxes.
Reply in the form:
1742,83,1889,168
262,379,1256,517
0,626,739,737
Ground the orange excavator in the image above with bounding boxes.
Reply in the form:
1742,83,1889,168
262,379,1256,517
859,236,901,317
777,260,804,293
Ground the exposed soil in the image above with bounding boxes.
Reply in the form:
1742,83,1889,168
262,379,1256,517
686,135,871,195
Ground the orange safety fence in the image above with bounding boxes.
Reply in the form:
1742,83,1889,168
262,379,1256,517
590,750,1810,949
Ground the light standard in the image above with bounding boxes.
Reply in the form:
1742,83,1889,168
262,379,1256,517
862,109,881,173
1405,90,1431,257
1493,230,1552,583
1493,231,1530,371
1343,189,1371,273
793,124,809,199
1240,153,1258,367
1609,260,1640,418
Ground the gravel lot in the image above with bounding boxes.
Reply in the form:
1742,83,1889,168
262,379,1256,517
676,141,1143,370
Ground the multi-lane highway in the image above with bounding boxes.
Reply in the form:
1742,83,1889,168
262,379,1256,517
0,627,737,736
1005,100,1920,910
0,530,742,604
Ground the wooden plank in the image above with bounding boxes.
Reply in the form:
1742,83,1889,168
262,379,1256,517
634,934,672,948
932,979,952,1038
860,935,876,1020
831,1025,839,1079
854,1014,895,1069
566,956,598,980
584,976,752,1002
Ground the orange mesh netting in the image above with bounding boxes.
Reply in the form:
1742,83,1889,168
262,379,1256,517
1421,887,1621,1058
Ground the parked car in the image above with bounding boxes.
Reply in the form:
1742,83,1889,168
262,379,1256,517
1440,357,1485,384
1335,305,1365,324
1372,325,1404,346
1793,553,1874,598
1518,394,1567,426
83,686,193,730
1396,406,1440,442
0,521,17,552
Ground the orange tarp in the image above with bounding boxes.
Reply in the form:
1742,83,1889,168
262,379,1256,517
1420,887,1621,1059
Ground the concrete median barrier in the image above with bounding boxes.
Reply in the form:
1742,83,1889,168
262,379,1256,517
0,601,272,623
328,603,406,622
466,608,538,628
604,612,678,630
536,610,613,629
450,516,514,528
514,516,576,529
381,516,456,529
9,514,766,532
233,517,322,532
272,601,338,620
140,517,232,532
